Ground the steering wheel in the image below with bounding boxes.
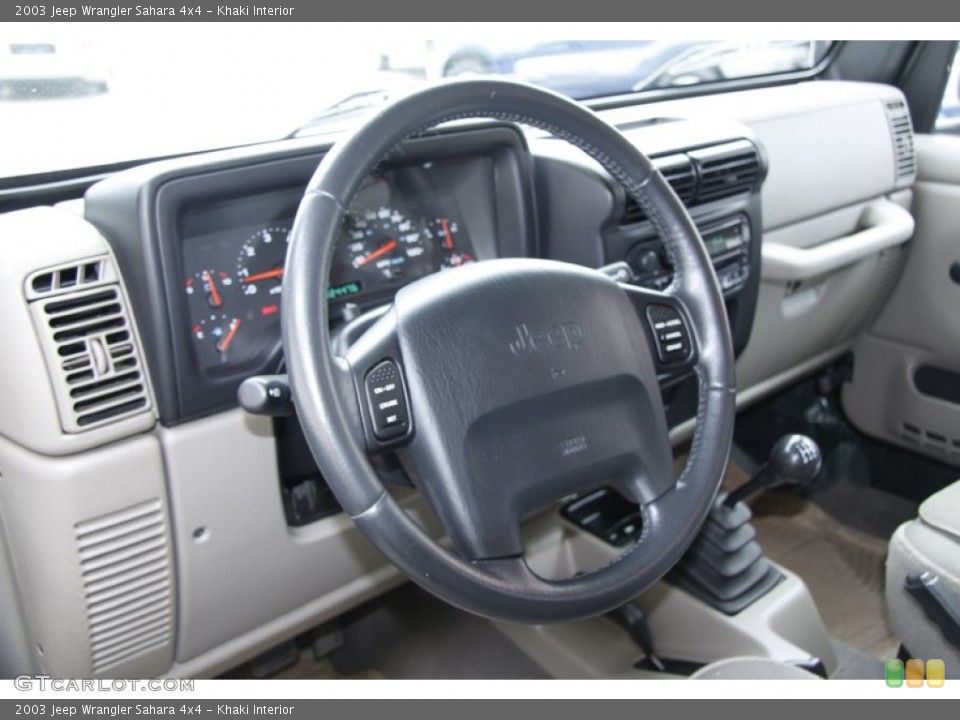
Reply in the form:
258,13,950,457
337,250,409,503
282,79,735,624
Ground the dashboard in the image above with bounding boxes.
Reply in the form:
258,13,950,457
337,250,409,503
79,119,766,529
84,120,769,428
84,119,766,531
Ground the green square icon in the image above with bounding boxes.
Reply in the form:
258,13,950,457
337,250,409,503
886,659,905,687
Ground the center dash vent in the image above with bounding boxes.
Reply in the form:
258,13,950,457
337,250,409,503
690,140,761,203
621,154,696,224
885,100,916,186
620,141,761,226
28,269,151,433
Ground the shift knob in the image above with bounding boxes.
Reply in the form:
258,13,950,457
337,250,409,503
723,434,822,508
767,434,822,486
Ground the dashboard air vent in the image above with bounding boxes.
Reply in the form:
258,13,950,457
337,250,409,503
621,154,696,224
619,142,762,226
884,100,916,185
75,499,173,674
690,140,761,203
620,196,647,226
28,270,151,433
656,154,697,204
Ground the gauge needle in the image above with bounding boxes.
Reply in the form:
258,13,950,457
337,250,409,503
203,271,223,307
441,218,454,249
242,268,285,283
217,319,241,353
356,240,398,267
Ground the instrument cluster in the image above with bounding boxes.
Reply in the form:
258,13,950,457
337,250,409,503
180,173,476,373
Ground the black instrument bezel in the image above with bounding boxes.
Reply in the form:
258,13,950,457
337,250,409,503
86,125,536,425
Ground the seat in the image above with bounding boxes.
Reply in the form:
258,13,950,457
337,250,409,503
886,480,960,673
691,657,821,679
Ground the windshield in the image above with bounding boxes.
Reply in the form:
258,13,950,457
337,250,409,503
0,24,829,180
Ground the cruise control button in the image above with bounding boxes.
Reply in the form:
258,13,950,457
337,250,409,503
645,304,692,364
364,360,410,441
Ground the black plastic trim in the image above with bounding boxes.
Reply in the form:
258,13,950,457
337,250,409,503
915,366,960,407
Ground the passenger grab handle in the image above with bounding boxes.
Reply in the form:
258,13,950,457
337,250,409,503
761,198,914,282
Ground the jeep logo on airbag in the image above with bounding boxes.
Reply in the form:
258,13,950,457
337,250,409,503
509,322,584,356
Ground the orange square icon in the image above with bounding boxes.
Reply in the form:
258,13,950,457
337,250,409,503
905,658,925,687
926,659,945,688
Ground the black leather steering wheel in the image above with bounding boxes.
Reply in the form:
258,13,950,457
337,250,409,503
282,79,735,624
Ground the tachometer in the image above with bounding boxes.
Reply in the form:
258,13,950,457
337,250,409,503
235,225,290,312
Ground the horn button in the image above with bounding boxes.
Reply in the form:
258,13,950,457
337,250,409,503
386,258,675,560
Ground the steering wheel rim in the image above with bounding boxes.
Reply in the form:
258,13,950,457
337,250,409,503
282,79,736,624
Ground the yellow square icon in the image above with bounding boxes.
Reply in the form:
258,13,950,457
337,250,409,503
906,658,925,687
926,659,945,688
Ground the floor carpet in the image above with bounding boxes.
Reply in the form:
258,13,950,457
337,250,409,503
328,583,550,680
743,480,901,660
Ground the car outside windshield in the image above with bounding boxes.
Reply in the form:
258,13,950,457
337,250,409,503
0,24,829,180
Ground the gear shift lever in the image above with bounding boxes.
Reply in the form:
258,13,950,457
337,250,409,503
723,434,822,509
669,434,822,615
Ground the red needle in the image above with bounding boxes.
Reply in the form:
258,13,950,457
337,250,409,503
242,268,284,283
441,218,454,249
203,271,223,307
217,319,241,353
356,240,398,267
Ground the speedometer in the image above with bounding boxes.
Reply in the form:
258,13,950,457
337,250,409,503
342,206,431,280
330,205,435,303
